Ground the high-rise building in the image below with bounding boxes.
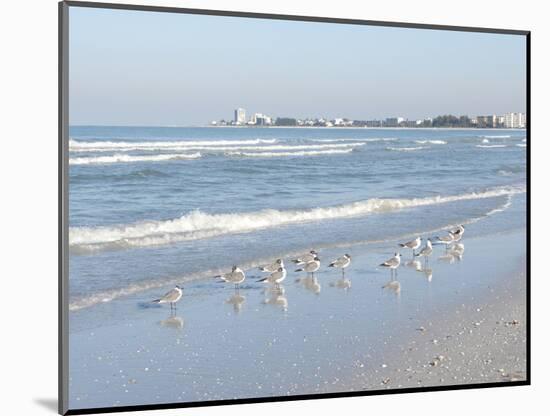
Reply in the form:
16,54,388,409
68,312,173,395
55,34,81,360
234,108,246,125
504,112,526,128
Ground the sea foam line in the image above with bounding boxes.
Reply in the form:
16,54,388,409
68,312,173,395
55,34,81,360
69,190,519,310
386,146,429,152
414,140,447,145
69,142,365,153
69,138,277,151
69,185,526,253
308,138,397,143
476,144,507,148
225,148,355,158
69,152,202,165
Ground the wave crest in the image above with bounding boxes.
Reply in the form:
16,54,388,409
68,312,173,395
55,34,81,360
226,149,354,158
69,185,526,253
69,152,201,165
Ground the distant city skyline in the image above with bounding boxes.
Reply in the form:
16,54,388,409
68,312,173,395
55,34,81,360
69,7,527,126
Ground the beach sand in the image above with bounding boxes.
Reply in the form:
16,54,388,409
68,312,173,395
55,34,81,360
68,224,527,410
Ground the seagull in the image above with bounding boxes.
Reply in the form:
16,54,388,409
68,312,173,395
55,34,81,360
259,258,284,273
152,286,183,310
295,256,321,277
328,254,351,277
380,253,402,278
450,225,465,238
216,266,246,290
292,250,318,265
257,267,286,287
415,239,433,262
436,232,455,249
399,236,422,256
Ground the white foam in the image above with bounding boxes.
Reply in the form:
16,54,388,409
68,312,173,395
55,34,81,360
308,138,397,143
386,146,429,152
516,143,527,148
476,144,507,148
414,140,447,145
69,185,526,253
71,142,365,153
481,138,490,144
69,152,202,165
522,138,527,142
480,135,512,138
225,148,355,158
69,138,277,151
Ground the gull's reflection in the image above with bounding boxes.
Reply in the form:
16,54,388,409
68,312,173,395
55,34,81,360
438,243,465,263
449,243,465,260
406,259,422,271
160,313,185,330
382,280,401,296
296,275,321,295
331,278,352,291
263,285,288,311
226,291,246,313
420,267,433,282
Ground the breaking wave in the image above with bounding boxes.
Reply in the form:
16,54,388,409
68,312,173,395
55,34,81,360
69,152,202,165
69,138,277,152
414,140,447,145
308,138,397,143
225,149,355,158
386,146,429,152
476,144,507,148
69,185,526,254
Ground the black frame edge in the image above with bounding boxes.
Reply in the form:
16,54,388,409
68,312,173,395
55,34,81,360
63,0,529,35
59,1,70,415
59,1,531,415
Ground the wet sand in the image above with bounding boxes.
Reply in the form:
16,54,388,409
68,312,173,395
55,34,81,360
68,225,527,410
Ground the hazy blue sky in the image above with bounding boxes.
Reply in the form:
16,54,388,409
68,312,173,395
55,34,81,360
69,6,526,126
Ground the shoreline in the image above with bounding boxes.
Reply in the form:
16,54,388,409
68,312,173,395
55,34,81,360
69,222,527,409
69,125,527,131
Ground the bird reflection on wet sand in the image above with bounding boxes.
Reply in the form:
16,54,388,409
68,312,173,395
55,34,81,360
159,313,185,330
263,285,288,310
438,243,465,263
382,280,401,296
226,292,246,313
296,275,321,295
330,278,352,291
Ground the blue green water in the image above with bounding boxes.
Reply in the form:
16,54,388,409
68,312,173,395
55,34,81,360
68,127,526,310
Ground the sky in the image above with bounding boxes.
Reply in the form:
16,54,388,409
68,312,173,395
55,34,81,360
69,6,527,126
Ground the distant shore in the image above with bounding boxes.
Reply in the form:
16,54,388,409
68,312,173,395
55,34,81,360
69,125,526,131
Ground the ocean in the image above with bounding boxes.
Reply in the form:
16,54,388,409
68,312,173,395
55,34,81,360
68,126,527,312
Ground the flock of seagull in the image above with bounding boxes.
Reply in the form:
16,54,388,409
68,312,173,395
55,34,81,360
152,225,466,310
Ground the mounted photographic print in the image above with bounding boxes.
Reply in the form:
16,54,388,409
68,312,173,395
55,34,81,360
59,1,530,414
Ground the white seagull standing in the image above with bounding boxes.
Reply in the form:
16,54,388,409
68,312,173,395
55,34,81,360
415,239,433,263
259,258,284,273
295,256,321,277
436,232,455,249
152,285,183,310
292,250,318,265
216,266,246,290
399,236,422,256
380,253,402,278
328,254,352,277
450,225,465,239
257,267,287,287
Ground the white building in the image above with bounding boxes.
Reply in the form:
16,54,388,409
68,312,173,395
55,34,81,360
250,113,272,126
234,108,246,125
504,112,526,128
